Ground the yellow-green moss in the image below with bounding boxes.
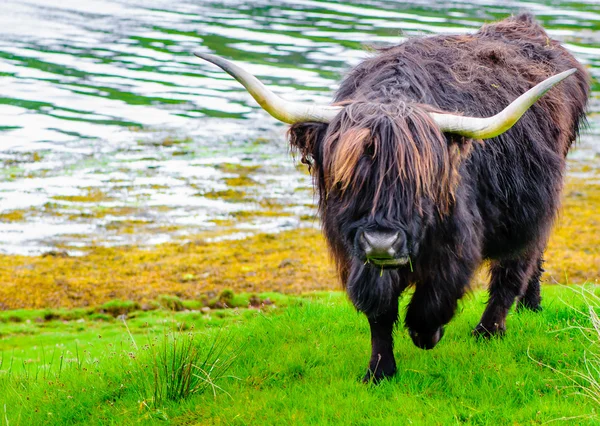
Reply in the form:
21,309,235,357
139,136,191,147
224,176,256,187
53,188,114,203
68,206,140,220
105,219,154,234
215,163,261,174
0,210,26,222
210,219,236,227
203,189,246,201
0,228,335,310
216,163,262,188
156,225,184,233
258,198,285,209
0,173,596,310
545,175,600,284
251,137,271,145
230,209,290,219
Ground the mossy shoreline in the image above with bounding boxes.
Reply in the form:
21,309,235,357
0,175,597,310
0,229,336,310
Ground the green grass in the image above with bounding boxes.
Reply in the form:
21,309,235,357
0,286,598,425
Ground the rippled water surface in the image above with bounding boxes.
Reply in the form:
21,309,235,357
1,0,598,254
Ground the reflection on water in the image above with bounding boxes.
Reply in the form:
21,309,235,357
0,0,598,254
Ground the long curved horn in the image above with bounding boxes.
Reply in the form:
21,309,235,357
196,52,576,136
194,53,342,124
430,68,577,139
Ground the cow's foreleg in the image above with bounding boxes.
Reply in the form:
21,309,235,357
363,300,399,383
405,277,467,350
474,254,539,337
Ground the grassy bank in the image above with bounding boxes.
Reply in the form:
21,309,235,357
0,286,597,425
0,175,598,310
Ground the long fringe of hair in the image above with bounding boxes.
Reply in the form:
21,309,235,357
322,100,461,216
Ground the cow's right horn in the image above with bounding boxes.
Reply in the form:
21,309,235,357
195,53,342,124
430,68,577,139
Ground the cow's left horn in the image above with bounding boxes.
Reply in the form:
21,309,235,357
430,69,577,139
194,53,342,124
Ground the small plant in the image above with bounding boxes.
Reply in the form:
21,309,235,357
210,289,235,309
7,315,23,323
157,295,184,312
98,300,140,317
43,310,61,321
248,294,262,308
139,328,238,406
219,289,235,305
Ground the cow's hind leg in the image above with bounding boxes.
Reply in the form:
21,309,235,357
516,257,544,312
363,300,399,383
474,253,539,337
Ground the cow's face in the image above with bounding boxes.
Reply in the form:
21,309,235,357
317,102,462,271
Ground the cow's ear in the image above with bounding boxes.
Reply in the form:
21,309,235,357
288,122,328,170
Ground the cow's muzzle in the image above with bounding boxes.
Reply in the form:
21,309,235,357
357,230,410,267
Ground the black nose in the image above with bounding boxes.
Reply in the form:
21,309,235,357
359,231,401,259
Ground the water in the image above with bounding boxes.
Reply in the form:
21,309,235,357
0,0,598,255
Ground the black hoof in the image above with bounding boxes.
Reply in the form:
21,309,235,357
362,365,396,384
409,327,444,350
472,322,505,339
362,354,396,384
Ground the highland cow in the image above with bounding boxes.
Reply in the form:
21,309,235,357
196,14,590,382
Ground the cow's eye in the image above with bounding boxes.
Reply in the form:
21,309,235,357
364,144,375,157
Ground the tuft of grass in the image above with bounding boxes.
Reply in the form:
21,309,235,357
144,328,238,406
97,299,141,317
0,314,241,424
157,295,184,312
209,288,235,309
